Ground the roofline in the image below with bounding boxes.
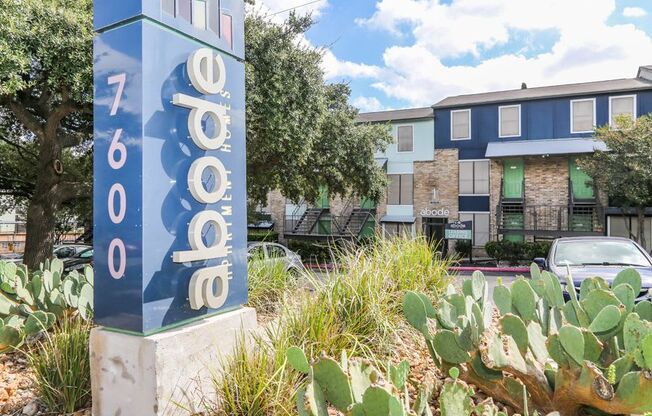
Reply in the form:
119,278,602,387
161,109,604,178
356,107,434,123
432,80,652,110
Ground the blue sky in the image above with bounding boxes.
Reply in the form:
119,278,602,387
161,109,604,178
258,0,652,112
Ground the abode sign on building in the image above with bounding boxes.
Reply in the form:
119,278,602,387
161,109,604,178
93,0,247,335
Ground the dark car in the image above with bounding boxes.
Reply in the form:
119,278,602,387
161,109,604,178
535,236,652,302
63,247,94,272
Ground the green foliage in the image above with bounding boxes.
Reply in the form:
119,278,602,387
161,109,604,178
288,348,431,416
403,266,652,415
455,240,472,259
0,259,93,353
245,12,392,206
28,316,92,413
247,255,299,314
485,240,551,263
579,114,652,246
247,230,280,242
288,240,336,264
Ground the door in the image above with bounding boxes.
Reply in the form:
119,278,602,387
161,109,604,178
423,218,448,257
503,158,524,199
360,197,376,209
569,159,594,200
315,186,330,209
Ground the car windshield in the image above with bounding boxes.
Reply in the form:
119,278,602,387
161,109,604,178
554,240,651,267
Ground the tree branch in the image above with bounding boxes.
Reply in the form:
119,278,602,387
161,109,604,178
56,181,91,203
4,97,45,140
0,135,38,160
45,100,78,138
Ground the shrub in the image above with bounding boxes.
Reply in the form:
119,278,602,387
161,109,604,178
287,240,336,264
524,241,552,259
455,240,472,259
247,230,279,242
28,316,92,414
247,257,298,315
404,266,652,415
485,240,550,264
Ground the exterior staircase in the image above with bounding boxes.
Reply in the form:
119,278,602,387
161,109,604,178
291,208,327,235
338,208,374,237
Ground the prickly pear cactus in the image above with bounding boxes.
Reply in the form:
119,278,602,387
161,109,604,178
403,266,652,416
287,347,433,416
0,259,94,353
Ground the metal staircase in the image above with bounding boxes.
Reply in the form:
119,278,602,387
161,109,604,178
291,208,327,235
338,208,374,237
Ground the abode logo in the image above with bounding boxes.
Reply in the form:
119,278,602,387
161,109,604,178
420,207,450,218
172,48,234,310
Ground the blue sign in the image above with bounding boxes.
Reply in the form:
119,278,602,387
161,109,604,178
93,0,247,334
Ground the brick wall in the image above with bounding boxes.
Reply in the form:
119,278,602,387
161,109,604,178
414,149,460,231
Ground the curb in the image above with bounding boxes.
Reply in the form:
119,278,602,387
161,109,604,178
449,266,530,273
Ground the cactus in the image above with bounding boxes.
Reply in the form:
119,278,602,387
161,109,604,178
0,259,94,353
403,265,652,416
288,347,433,416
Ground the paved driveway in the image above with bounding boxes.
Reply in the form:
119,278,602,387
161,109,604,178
456,270,526,299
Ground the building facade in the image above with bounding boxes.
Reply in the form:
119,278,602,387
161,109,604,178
262,66,652,253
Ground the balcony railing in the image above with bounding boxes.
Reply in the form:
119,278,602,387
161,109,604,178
284,210,377,239
497,204,605,237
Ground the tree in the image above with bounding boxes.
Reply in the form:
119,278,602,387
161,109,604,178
245,12,392,205
0,0,93,269
578,115,652,248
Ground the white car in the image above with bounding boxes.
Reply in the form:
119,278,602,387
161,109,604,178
247,242,304,274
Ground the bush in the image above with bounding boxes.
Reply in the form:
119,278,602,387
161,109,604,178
28,317,92,414
247,230,279,242
485,240,551,264
524,241,551,259
455,240,472,259
287,240,336,264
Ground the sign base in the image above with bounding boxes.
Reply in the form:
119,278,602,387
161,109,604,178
90,307,257,416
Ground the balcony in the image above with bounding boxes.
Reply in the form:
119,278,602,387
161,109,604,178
284,208,377,240
497,204,605,238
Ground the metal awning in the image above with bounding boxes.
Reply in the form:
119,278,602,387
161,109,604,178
375,158,388,170
380,215,415,223
485,138,607,158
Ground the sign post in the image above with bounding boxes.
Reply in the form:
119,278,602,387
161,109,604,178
91,1,254,414
445,221,473,262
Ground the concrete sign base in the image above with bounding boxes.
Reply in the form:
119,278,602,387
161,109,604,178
90,307,257,416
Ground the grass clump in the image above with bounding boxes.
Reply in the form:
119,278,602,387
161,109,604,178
247,257,299,315
212,235,452,415
28,316,92,414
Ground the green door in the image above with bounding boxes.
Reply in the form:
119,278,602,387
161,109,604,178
569,159,594,200
361,197,376,209
315,186,330,209
503,159,524,199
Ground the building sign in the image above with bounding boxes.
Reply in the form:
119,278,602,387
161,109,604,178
445,221,473,240
93,0,246,334
420,207,451,218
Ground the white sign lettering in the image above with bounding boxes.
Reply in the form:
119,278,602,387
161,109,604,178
172,48,233,311
420,207,450,217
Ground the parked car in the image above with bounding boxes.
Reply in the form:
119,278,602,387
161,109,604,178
0,253,22,264
247,242,304,274
63,247,93,272
534,236,652,302
54,244,92,260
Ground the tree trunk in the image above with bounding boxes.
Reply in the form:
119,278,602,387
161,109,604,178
637,207,647,249
22,135,62,270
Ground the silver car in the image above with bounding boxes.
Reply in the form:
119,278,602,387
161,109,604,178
247,242,304,274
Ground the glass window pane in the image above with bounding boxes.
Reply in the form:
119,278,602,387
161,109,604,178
397,126,413,152
267,245,286,259
178,0,192,22
611,97,634,125
452,110,470,139
474,214,490,247
162,0,175,15
500,106,519,136
459,161,474,194
400,174,413,205
572,100,594,132
384,223,397,238
193,0,207,29
221,12,233,49
208,0,219,34
387,175,400,205
474,161,490,194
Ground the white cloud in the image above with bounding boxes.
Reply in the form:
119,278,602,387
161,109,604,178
324,0,652,107
352,96,386,112
321,49,383,80
623,6,647,17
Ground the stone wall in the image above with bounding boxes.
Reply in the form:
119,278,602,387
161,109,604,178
414,149,460,232
489,159,502,241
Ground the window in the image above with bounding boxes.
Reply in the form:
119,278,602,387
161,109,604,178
459,213,490,247
397,126,413,152
571,99,595,133
221,12,233,49
384,223,413,238
451,109,471,140
178,0,192,22
499,105,520,137
162,0,175,15
609,95,636,127
192,0,207,30
459,160,489,195
266,244,286,259
387,174,413,205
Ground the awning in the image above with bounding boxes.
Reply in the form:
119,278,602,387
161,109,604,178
380,215,416,223
375,157,388,170
485,138,607,158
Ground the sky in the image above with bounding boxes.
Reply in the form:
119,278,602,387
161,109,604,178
253,0,652,112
